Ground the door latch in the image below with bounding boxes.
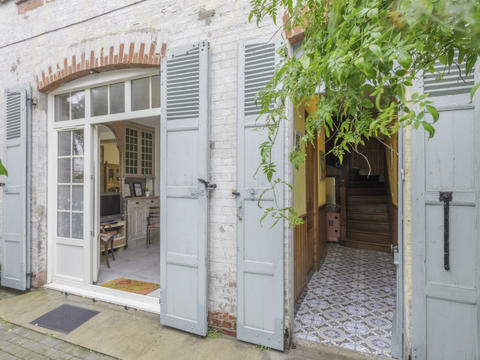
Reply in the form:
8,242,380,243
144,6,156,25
439,191,452,271
198,178,217,190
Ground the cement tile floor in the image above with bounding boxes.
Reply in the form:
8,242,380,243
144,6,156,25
294,244,396,358
97,237,160,297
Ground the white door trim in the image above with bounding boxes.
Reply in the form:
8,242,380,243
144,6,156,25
45,281,160,314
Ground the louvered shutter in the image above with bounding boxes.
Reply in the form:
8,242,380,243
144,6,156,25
423,61,475,97
411,60,480,358
236,40,285,350
1,84,31,290
159,41,210,336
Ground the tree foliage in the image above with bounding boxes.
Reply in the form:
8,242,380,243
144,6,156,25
250,0,480,225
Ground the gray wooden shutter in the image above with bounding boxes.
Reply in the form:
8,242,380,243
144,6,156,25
160,41,209,336
1,84,31,290
423,61,475,97
236,40,285,350
411,63,479,359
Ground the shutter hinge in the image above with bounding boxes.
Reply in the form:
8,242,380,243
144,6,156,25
401,168,406,182
26,272,35,278
27,97,37,106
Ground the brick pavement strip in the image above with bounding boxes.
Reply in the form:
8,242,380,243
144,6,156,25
0,320,116,360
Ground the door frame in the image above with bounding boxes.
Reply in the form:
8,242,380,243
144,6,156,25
288,119,405,359
45,68,161,313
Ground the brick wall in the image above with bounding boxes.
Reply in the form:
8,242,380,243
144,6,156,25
0,0,284,336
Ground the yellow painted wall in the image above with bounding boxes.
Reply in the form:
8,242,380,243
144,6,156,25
293,98,327,216
316,127,327,207
385,132,398,206
293,106,306,216
305,95,327,207
102,141,119,164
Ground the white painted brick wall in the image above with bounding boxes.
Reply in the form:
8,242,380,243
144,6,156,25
0,0,289,323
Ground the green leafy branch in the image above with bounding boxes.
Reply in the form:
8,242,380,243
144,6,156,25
250,0,480,226
0,160,7,176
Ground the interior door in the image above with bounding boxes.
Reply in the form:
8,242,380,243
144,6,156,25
1,84,31,290
411,64,479,359
236,40,285,351
159,40,210,336
52,127,88,284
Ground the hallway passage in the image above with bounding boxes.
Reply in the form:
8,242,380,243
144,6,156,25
294,244,396,357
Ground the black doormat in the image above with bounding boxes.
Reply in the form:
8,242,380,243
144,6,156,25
30,304,99,334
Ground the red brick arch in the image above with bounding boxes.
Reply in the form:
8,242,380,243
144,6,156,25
36,40,166,92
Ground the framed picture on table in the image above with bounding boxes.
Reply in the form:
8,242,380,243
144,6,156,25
123,183,132,197
133,183,143,197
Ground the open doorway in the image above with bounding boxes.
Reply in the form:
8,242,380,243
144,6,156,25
292,109,399,358
94,120,160,298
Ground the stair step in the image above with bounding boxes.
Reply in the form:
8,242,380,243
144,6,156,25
348,220,390,233
347,203,388,213
348,230,392,244
348,212,389,222
348,187,387,195
348,195,388,204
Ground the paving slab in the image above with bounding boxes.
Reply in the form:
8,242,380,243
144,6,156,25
0,288,387,360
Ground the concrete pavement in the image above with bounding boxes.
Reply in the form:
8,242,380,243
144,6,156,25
0,288,385,360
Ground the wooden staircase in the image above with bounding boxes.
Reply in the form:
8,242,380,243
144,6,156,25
344,172,392,252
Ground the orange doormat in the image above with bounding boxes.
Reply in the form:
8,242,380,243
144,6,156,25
100,278,160,295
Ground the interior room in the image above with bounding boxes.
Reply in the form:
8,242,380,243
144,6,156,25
95,120,160,298
292,107,397,357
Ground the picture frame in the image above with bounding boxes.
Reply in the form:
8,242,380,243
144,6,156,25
133,183,143,197
123,183,131,197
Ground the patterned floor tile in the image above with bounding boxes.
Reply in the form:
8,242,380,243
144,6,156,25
293,243,396,358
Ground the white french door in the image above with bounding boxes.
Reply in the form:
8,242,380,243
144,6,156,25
49,124,95,285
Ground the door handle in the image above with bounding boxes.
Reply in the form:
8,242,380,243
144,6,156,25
439,191,452,271
198,178,217,190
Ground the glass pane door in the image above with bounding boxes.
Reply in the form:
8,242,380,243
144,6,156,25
57,129,84,240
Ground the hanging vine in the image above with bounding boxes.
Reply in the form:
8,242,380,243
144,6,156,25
250,0,480,226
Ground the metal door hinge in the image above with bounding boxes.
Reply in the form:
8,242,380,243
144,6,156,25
401,168,405,181
26,272,35,278
198,178,217,190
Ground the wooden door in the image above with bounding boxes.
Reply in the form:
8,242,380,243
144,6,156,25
411,63,479,359
305,130,319,269
236,39,285,350
159,40,210,336
1,85,31,290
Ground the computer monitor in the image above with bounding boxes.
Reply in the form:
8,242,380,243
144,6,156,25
100,192,122,222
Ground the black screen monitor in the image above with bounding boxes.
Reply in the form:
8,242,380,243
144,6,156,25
100,193,121,220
